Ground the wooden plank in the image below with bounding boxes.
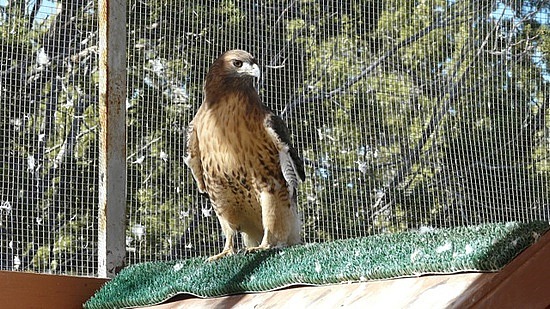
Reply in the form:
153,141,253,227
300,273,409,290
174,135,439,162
453,230,550,308
0,271,108,308
97,0,128,278
143,273,493,309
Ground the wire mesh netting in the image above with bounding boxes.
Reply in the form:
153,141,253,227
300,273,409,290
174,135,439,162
1,1,98,275
1,0,549,276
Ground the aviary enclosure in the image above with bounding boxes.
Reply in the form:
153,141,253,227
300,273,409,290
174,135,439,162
0,0,548,278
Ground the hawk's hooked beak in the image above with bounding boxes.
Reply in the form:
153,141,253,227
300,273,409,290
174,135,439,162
250,63,260,79
240,63,260,78
240,62,261,90
251,63,260,90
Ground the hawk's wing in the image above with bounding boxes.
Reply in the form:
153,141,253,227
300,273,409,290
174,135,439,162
184,121,206,193
264,113,305,203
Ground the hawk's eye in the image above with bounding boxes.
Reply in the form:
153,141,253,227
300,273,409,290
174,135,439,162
232,60,243,68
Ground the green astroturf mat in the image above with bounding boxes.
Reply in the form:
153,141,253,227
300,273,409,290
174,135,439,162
85,221,549,309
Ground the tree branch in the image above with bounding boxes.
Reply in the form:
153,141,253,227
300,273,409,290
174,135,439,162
28,0,44,29
281,15,454,119
370,5,502,215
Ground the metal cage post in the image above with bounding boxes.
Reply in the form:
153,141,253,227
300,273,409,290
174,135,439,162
98,0,128,278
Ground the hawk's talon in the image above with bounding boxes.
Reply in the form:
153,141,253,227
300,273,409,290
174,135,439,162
245,245,271,254
206,249,235,262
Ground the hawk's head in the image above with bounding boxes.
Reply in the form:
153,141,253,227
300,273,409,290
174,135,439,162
204,50,260,101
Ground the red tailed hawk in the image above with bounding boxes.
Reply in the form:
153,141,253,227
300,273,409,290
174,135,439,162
185,50,305,261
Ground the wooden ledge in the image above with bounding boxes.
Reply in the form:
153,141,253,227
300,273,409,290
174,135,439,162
452,227,550,308
145,273,494,308
146,229,550,309
0,271,108,308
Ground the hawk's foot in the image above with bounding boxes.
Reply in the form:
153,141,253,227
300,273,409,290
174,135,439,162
206,248,235,262
245,244,272,254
